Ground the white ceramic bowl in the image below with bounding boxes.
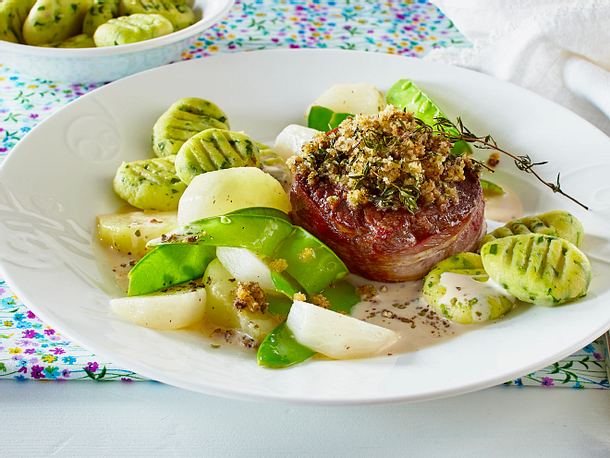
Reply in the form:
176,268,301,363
0,0,233,83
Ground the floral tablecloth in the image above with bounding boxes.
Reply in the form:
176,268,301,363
0,0,608,388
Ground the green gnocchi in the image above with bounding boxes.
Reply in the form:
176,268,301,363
83,0,120,36
422,252,517,324
47,33,95,48
120,0,195,30
23,0,89,46
481,234,592,306
93,13,173,47
113,155,186,211
481,210,584,247
152,97,229,158
175,128,261,185
0,0,35,43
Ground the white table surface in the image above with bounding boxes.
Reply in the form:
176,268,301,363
1,383,608,457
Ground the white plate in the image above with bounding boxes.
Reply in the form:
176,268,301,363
1,50,609,405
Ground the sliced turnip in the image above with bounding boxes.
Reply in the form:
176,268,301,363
216,246,275,292
110,283,206,330
286,300,399,359
177,167,291,225
273,124,319,161
311,83,385,116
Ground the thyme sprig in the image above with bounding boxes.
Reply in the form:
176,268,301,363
433,117,589,210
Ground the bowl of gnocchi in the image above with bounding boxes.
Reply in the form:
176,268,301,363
0,0,234,83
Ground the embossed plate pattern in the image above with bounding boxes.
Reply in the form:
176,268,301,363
1,50,609,404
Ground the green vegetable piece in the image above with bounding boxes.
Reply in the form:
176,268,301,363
23,0,89,45
152,98,229,158
257,322,315,369
271,227,349,296
175,128,261,185
50,33,95,48
481,210,584,247
423,252,516,324
120,0,196,30
386,79,471,156
152,207,349,299
93,13,173,47
307,105,352,132
0,0,35,43
270,270,303,298
267,294,293,317
481,234,592,306
150,207,295,257
480,179,505,197
268,279,360,315
320,280,360,314
127,244,215,296
83,0,120,36
113,155,186,211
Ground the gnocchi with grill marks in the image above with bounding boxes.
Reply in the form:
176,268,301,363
481,234,592,306
175,128,261,185
113,155,186,210
152,98,229,158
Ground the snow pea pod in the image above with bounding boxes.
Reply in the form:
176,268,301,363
270,270,302,299
386,79,471,156
257,280,359,368
267,279,360,317
307,105,352,132
480,179,505,197
257,322,315,368
272,227,349,296
148,207,293,257
320,280,361,314
128,244,216,296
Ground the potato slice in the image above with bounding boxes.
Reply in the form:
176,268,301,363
204,259,278,343
97,210,177,255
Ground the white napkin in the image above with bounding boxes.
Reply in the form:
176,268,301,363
428,0,610,136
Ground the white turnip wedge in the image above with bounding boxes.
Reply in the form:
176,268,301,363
110,283,206,330
177,167,291,225
287,300,399,359
311,83,385,115
216,246,276,291
273,124,319,161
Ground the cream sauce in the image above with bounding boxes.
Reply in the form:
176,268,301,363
93,240,137,295
349,276,477,354
484,184,523,222
438,272,509,322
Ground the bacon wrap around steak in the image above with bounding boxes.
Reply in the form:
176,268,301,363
290,170,486,282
